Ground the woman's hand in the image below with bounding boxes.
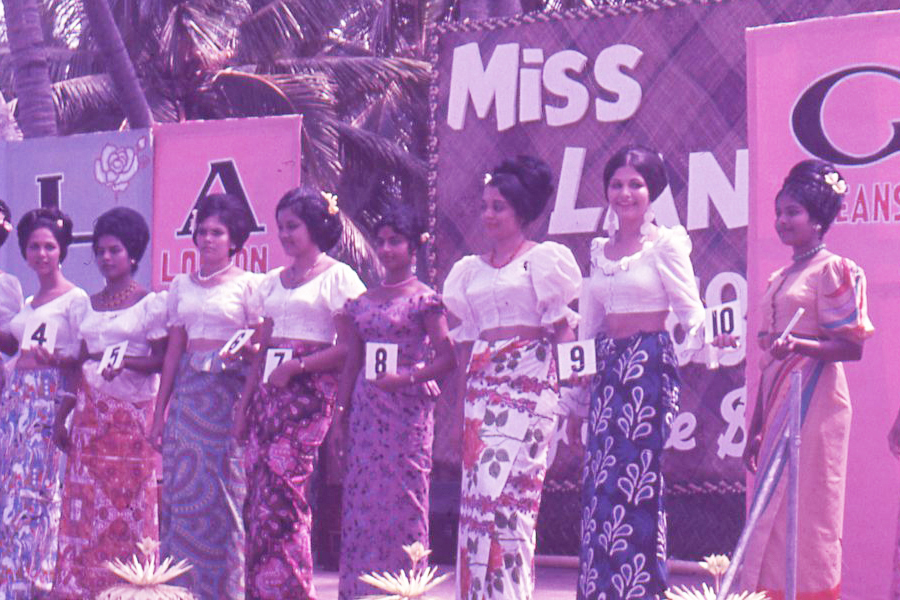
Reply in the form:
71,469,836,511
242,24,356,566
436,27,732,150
373,372,411,393
267,360,299,388
101,364,124,382
52,418,71,453
565,416,584,450
743,432,762,473
769,335,796,360
146,416,165,452
31,345,58,367
711,334,741,349
232,412,249,444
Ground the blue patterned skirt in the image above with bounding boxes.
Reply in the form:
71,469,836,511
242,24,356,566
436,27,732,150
576,332,679,600
160,351,246,600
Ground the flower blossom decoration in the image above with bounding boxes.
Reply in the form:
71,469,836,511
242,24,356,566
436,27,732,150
0,214,12,233
97,537,195,600
95,137,148,194
663,554,769,600
321,191,340,215
419,232,431,244
358,540,451,600
824,171,847,195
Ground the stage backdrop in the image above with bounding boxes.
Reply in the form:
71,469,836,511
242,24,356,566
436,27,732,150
747,10,900,598
0,129,154,292
151,116,302,287
428,0,897,541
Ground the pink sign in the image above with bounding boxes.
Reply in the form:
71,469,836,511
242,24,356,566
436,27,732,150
747,10,900,598
150,116,302,287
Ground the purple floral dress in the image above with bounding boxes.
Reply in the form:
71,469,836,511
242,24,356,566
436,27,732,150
338,291,444,600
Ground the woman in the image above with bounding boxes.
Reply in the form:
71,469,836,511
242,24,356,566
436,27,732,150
52,207,167,598
732,160,872,599
148,193,261,600
236,188,364,599
569,146,705,600
0,199,24,360
337,210,456,599
443,155,581,599
0,208,88,598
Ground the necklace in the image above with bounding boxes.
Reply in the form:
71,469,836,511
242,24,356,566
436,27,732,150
288,253,323,286
98,280,137,309
490,237,528,269
382,275,416,289
197,260,233,282
792,243,825,262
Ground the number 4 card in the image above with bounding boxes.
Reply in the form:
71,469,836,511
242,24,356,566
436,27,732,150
704,300,744,344
22,318,59,352
365,342,398,381
557,339,597,381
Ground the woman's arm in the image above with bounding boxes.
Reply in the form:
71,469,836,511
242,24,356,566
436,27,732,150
770,335,863,362
148,326,187,447
233,318,273,440
0,331,18,356
335,313,363,410
373,311,458,392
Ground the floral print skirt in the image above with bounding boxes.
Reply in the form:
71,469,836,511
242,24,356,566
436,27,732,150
244,341,336,600
0,367,67,599
457,337,559,600
576,332,679,600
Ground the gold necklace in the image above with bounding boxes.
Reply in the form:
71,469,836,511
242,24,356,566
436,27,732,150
490,237,528,269
98,280,137,309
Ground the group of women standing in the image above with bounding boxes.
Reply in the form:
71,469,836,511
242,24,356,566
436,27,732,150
0,144,874,600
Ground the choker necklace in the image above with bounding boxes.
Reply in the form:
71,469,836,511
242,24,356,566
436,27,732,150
98,280,137,309
490,237,528,269
792,243,825,262
382,275,416,289
288,253,324,286
197,260,232,282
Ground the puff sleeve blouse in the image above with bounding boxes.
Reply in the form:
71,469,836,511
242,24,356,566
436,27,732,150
9,286,90,359
166,271,263,341
0,272,24,334
580,225,705,346
256,263,366,343
443,241,582,342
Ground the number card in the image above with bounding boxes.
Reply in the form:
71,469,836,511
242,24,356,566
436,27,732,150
365,342,398,381
219,329,255,356
22,318,59,352
97,341,128,374
262,348,293,383
704,300,743,344
557,340,597,381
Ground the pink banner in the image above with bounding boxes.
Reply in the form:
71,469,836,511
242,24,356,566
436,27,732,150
151,116,302,287
747,10,900,598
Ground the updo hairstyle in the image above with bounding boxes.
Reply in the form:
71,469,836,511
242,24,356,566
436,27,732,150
93,207,150,273
487,155,554,224
17,207,75,262
0,199,12,247
602,145,669,202
778,159,845,235
276,187,343,252
192,193,254,256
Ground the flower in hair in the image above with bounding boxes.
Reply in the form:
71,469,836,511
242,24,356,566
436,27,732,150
824,171,847,195
420,232,431,244
321,191,339,215
56,218,64,228
483,173,493,186
0,215,11,233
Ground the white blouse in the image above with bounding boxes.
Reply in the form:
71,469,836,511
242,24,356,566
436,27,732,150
9,286,90,359
443,241,582,342
167,271,263,342
80,292,168,400
0,272,24,334
580,225,704,343
257,263,365,343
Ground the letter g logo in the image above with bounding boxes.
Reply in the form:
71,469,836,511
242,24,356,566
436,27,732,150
792,65,900,166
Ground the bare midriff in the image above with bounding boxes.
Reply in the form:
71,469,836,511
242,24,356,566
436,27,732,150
269,336,327,348
479,325,546,342
186,338,230,353
601,311,669,340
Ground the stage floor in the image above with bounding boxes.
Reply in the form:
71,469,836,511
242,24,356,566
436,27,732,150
312,563,711,599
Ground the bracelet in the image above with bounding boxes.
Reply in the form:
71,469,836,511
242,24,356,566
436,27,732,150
297,357,306,373
408,372,416,385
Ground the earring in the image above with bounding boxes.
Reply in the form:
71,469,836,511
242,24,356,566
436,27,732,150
602,208,619,237
640,207,656,237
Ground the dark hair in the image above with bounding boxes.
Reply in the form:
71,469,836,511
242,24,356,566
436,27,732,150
17,207,75,262
778,159,845,235
486,155,554,224
192,193,253,256
0,199,12,247
275,187,343,252
93,207,150,273
373,208,426,252
602,145,668,202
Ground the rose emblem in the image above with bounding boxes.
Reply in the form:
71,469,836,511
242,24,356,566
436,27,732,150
94,137,146,193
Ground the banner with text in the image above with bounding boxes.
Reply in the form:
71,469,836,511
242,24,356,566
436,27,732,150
428,0,896,492
747,10,900,597
151,116,302,288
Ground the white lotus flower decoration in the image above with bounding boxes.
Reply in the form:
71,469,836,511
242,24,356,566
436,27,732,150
664,554,769,600
358,541,452,600
97,537,195,600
